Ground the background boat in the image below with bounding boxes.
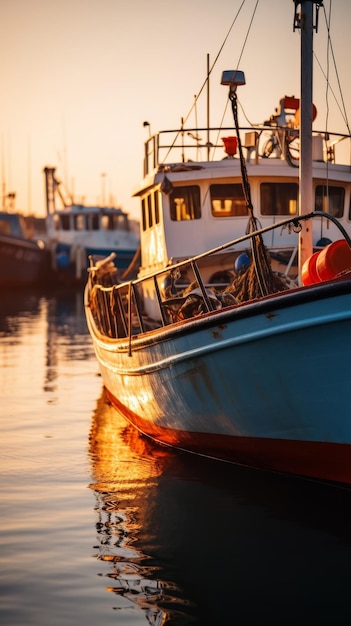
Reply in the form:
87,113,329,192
42,166,139,284
0,191,50,288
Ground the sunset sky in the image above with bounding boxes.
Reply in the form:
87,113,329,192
1,0,350,221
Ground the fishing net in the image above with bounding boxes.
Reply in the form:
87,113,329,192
227,248,289,302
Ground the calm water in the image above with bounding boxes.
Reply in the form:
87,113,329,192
1,289,351,626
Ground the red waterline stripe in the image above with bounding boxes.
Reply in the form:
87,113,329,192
105,388,351,486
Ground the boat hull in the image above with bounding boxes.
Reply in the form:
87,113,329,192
86,279,351,485
0,235,50,288
55,242,137,269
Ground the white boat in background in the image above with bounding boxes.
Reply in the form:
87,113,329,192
43,166,139,283
85,1,351,486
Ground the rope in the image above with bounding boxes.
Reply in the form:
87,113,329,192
229,90,288,300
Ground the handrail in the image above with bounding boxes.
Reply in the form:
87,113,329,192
91,211,351,296
89,210,351,352
143,125,351,174
121,211,351,291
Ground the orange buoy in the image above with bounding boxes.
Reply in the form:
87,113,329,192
316,239,351,281
302,251,320,285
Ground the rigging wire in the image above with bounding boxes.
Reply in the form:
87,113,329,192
323,0,331,219
320,0,350,136
183,0,248,128
324,0,331,138
238,2,350,145
160,0,350,170
160,0,259,164
315,0,351,236
313,54,350,132
210,0,260,161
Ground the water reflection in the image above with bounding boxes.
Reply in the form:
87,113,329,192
2,290,192,625
0,288,95,397
0,290,42,335
0,289,107,626
2,289,351,625
89,391,351,626
0,288,88,340
44,290,93,392
89,393,188,624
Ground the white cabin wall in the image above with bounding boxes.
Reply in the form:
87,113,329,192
138,163,351,275
161,180,247,260
139,221,168,270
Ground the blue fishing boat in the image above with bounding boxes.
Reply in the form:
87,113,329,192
85,0,351,485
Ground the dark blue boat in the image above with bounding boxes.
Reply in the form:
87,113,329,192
0,212,50,288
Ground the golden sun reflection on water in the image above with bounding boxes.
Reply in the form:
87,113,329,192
88,392,181,625
89,392,166,490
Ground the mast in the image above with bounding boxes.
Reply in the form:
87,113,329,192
207,53,210,161
294,0,322,278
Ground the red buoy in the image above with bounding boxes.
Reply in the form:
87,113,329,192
316,239,351,280
302,251,320,285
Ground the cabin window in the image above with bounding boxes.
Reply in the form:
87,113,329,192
74,214,86,230
315,185,344,218
114,215,128,231
154,190,160,224
101,215,117,230
141,198,147,231
170,186,201,221
90,214,99,230
148,195,153,228
141,191,161,231
260,182,298,215
210,184,246,217
60,214,71,230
